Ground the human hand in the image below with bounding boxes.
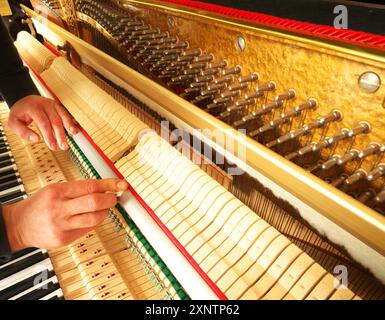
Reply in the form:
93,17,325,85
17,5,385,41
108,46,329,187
2,178,129,251
8,95,77,151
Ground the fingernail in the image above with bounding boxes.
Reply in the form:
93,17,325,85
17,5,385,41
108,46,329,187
50,142,57,150
117,180,128,191
70,126,78,135
61,141,68,150
28,134,39,142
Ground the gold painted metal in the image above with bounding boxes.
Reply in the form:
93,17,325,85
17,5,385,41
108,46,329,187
123,0,385,63
118,0,385,153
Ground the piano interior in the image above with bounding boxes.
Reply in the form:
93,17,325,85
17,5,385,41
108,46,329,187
1,0,385,300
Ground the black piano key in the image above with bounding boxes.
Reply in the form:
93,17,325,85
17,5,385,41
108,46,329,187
0,270,55,300
0,173,21,186
0,165,16,174
0,247,37,266
0,172,18,184
0,251,48,280
16,281,60,300
0,166,17,177
0,159,13,167
3,195,27,205
49,295,64,300
0,147,10,154
0,179,21,192
0,190,25,203
0,153,11,162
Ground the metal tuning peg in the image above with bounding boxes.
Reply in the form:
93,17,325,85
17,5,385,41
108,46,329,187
321,155,341,170
367,163,385,181
344,169,367,185
238,72,259,84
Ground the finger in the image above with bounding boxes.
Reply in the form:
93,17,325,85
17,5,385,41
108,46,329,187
62,227,95,246
8,118,40,142
65,209,109,230
64,193,118,215
44,104,68,150
55,103,78,135
30,110,56,150
59,178,129,199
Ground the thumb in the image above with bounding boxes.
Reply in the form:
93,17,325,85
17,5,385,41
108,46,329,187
9,119,40,142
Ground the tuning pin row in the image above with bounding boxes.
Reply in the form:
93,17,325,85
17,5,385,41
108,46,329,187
266,110,342,150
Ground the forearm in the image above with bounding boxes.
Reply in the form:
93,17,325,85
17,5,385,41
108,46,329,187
0,17,39,107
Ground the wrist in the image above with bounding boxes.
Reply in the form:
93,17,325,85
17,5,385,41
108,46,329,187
2,204,25,251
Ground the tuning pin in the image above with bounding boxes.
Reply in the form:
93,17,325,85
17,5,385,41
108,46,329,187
330,174,348,187
213,75,233,85
275,89,296,102
359,142,382,159
213,96,231,105
374,189,385,204
232,100,283,128
337,150,359,166
188,61,208,70
321,155,340,170
367,164,385,181
216,98,255,119
200,68,220,77
178,49,201,61
221,90,240,99
209,61,227,69
228,83,248,91
170,41,189,49
357,189,376,204
348,121,371,138
206,83,225,92
195,75,214,84
295,142,317,157
294,98,318,112
256,81,276,94
222,66,242,76
201,86,222,96
238,72,259,84
344,169,367,185
249,117,289,138
285,143,314,161
317,110,343,126
184,68,201,76
244,89,264,100
194,54,214,63
325,128,350,146
281,127,309,144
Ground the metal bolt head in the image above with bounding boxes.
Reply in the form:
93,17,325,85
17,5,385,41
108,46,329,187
359,72,381,93
235,35,246,52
